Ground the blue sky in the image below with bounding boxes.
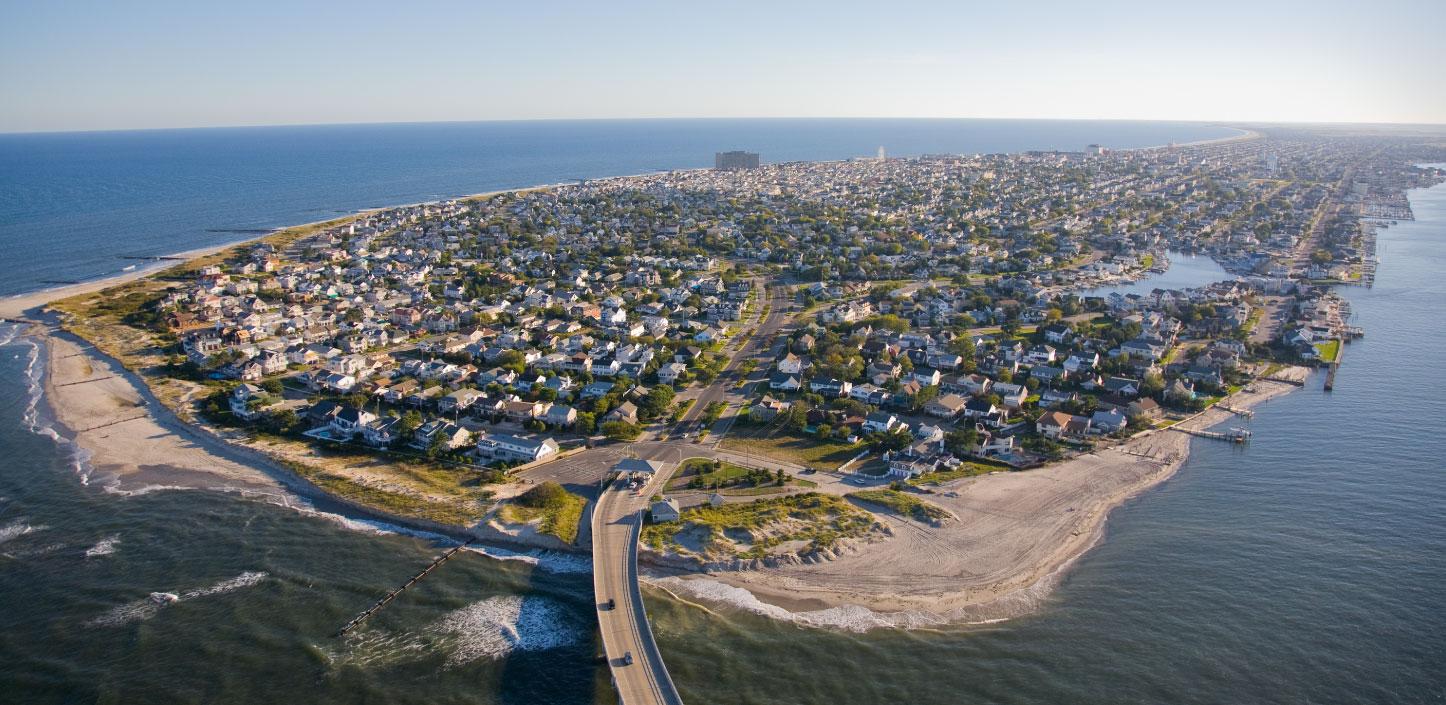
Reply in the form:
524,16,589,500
1,0,1442,132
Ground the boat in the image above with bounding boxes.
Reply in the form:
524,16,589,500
149,592,179,604
122,264,137,272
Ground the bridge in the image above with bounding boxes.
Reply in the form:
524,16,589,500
592,462,683,705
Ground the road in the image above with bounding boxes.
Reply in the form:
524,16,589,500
592,451,684,705
666,278,792,440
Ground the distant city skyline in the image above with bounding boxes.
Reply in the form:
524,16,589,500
1,0,1443,133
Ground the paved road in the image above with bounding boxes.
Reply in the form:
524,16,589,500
667,279,792,440
592,450,684,705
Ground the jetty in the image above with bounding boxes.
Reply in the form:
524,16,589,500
334,540,472,637
1174,426,1253,443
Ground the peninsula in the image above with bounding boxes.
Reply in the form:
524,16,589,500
6,124,1444,630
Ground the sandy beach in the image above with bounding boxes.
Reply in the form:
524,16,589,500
661,376,1304,624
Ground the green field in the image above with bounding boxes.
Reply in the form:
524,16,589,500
667,458,816,495
1314,339,1341,363
719,432,865,471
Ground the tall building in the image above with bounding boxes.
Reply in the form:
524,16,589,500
715,151,760,171
877,146,887,161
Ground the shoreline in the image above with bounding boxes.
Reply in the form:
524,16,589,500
13,320,579,559
652,376,1303,629
2,125,1255,313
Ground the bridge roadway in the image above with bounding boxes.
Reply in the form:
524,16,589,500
592,447,684,705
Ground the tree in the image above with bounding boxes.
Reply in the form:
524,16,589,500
601,421,641,441
398,410,424,435
944,427,979,457
638,385,675,420
575,411,597,435
775,469,786,486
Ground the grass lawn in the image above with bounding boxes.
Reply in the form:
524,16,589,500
667,458,817,495
1314,339,1341,363
719,431,866,471
849,489,950,523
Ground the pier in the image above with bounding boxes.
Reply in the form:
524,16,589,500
1216,404,1255,418
1173,426,1253,443
334,540,472,637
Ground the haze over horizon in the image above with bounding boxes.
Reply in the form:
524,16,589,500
2,0,1443,134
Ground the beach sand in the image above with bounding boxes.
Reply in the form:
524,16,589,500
41,332,282,494
662,377,1303,624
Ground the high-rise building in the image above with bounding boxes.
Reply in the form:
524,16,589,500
715,151,760,170
877,146,887,161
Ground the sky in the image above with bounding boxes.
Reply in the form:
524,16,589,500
1,0,1443,133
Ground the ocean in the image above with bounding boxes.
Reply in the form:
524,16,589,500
1,123,1441,705
0,118,1239,297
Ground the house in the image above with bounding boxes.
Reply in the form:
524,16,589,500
750,395,791,422
358,416,400,447
973,425,1017,457
925,393,969,418
776,353,805,374
1043,324,1073,343
473,432,559,463
411,420,470,450
769,372,802,392
229,383,267,421
657,362,688,385
993,382,1028,410
605,401,639,425
438,388,485,414
808,378,852,397
1127,397,1162,420
1037,411,1091,440
650,498,681,523
963,397,1000,419
863,411,904,434
544,404,577,427
1102,376,1142,397
1091,408,1129,434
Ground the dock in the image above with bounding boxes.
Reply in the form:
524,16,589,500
334,540,472,637
1173,426,1253,443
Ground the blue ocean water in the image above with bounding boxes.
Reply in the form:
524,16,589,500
0,119,1238,296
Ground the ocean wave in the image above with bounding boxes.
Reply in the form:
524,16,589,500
84,535,121,557
87,570,270,627
0,520,47,545
332,595,584,668
272,495,591,575
650,575,1053,633
12,336,97,485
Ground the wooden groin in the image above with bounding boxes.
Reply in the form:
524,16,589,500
334,540,472,637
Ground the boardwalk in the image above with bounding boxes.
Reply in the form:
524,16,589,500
592,469,683,705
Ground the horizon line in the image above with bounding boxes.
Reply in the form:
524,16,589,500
4,115,1446,137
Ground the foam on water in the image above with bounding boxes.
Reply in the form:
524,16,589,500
8,334,96,485
330,595,584,669
0,520,47,545
651,574,1058,633
274,495,591,575
84,534,121,558
87,571,270,627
